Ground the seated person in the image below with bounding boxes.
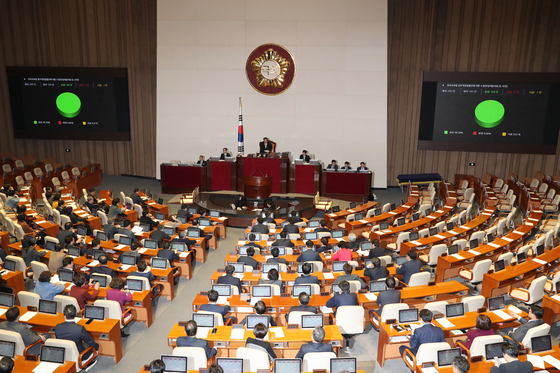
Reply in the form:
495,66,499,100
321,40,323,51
294,263,320,285
130,188,143,205
295,326,335,359
190,218,212,241
326,281,358,316
237,247,258,270
21,238,46,267
489,341,532,373
5,190,18,210
199,290,234,324
314,219,330,233
299,150,311,163
264,199,276,211
48,243,67,274
89,255,117,279
285,292,317,322
129,260,163,297
85,238,100,257
149,224,171,248
356,162,368,171
371,277,401,319
196,155,206,167
103,218,120,240
258,137,273,155
326,160,338,170
177,204,193,219
217,264,242,294
55,305,98,360
157,241,179,267
16,213,33,234
0,307,48,355
176,320,217,358
0,356,13,373
331,241,353,262
453,356,470,373
108,198,125,220
297,241,322,263
64,206,88,226
503,304,544,342
396,249,422,285
263,213,276,224
220,148,231,160
234,195,247,210
251,217,269,234
347,232,360,249
271,231,294,248
364,257,389,281
459,314,494,353
240,300,277,326
399,309,445,358
282,217,300,234
258,268,283,293
69,273,100,310
340,161,351,171
333,263,367,289
139,210,158,230
117,219,138,245
106,276,132,337
56,222,79,246
360,240,387,259
245,234,262,249
246,323,276,361
317,237,331,253
267,247,286,264
34,271,65,300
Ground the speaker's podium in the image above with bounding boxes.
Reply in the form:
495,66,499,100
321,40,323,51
237,153,289,195
244,175,272,199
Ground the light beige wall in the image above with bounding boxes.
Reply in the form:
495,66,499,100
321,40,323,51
157,0,388,187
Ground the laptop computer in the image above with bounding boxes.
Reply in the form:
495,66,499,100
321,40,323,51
84,305,105,321
516,252,527,264
308,220,320,228
330,357,357,373
45,240,56,251
199,219,211,227
212,284,232,297
151,257,168,269
390,203,396,211
76,226,87,236
0,293,15,308
193,313,214,328
252,285,272,298
216,358,243,373
437,348,462,367
93,250,105,261
493,259,506,273
38,300,58,316
488,295,505,311
395,256,408,265
447,244,459,255
360,241,373,251
90,274,108,288
429,227,438,236
175,216,187,224
143,239,158,249
304,232,317,241
171,242,186,252
349,202,357,209
331,206,340,213
409,231,419,241
246,232,260,241
369,281,387,293
271,247,286,256
469,239,479,249
379,222,389,230
301,315,323,329
396,217,405,226
187,207,197,215
292,285,311,298
374,208,382,216
332,261,347,272
210,211,220,218
446,222,455,231
227,262,245,274
120,254,137,266
2,260,16,272
67,246,80,257
160,355,187,373
0,341,15,358
187,229,201,239
119,235,132,246
163,227,175,235
354,212,364,221
531,335,552,354
445,303,464,318
126,278,143,292
40,345,65,364
246,314,270,329
96,231,107,241
274,359,301,373
332,283,341,294
399,308,419,323
157,198,164,205
485,342,504,360
139,223,150,232
536,244,545,256
331,229,344,239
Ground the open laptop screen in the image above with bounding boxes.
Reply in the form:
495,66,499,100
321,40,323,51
0,293,15,308
488,296,505,311
485,342,504,360
0,341,15,358
437,348,461,367
40,345,65,364
216,358,243,373
445,303,464,318
246,314,270,329
292,285,311,298
331,358,357,373
160,355,187,372
531,335,552,353
274,359,301,373
301,315,323,329
84,305,105,321
192,313,214,328
399,308,419,323
38,299,57,315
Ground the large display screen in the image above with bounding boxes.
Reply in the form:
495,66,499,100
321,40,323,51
7,66,131,141
418,72,560,154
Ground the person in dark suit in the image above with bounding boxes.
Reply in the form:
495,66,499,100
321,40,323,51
326,160,338,170
245,234,262,250
452,356,470,373
176,320,217,358
263,213,276,224
251,217,269,234
220,148,231,160
490,341,532,373
326,281,358,316
285,292,317,322
317,237,331,253
89,255,117,279
396,250,422,285
334,263,367,289
171,230,196,264
258,268,284,293
267,247,286,264
246,323,276,361
372,277,401,318
56,222,79,245
0,307,47,355
282,218,300,234
504,304,545,342
299,150,311,163
177,204,193,219
130,188,143,205
399,309,445,358
157,241,179,267
130,261,163,297
149,224,171,248
196,155,207,167
341,161,352,171
364,258,389,281
294,263,320,285
117,220,138,245
297,241,322,263
103,218,120,240
315,219,330,233
240,300,277,326
271,231,294,248
356,162,368,171
362,240,387,259
199,290,235,324
237,247,258,270
234,195,247,210
295,326,335,359
139,210,158,230
258,137,273,156
217,265,242,293
55,305,99,360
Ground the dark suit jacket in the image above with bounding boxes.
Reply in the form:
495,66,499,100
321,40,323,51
271,239,295,248
357,167,368,171
364,266,389,281
196,160,207,167
297,250,322,263
315,227,330,233
509,318,544,342
264,217,276,224
282,224,300,234
259,142,273,154
90,265,117,280
396,260,422,284
333,274,367,289
103,224,119,240
108,205,124,220
55,321,99,354
176,336,216,358
199,303,230,323
240,314,277,327
294,274,320,285
327,164,338,170
376,289,401,315
299,154,311,162
365,246,386,259
408,324,446,356
246,337,276,359
489,360,533,373
266,257,287,264
288,305,317,315
237,256,259,270
326,291,359,314
220,153,231,160
217,274,242,293
130,193,143,205
157,249,179,266
0,321,42,354
252,224,269,234
149,230,171,248
56,229,75,244
295,342,334,359
177,210,193,219
139,215,158,229
117,228,138,244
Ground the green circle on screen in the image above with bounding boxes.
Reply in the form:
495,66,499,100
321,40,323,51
56,92,81,118
475,100,504,128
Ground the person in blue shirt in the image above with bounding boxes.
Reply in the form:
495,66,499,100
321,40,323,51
399,309,445,358
35,271,65,300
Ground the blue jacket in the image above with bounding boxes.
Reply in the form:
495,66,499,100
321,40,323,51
217,274,242,293
35,281,65,301
294,274,320,285
326,291,358,315
376,289,401,315
408,324,446,356
295,342,335,359
396,260,422,285
199,303,230,323
297,250,322,263
176,336,216,358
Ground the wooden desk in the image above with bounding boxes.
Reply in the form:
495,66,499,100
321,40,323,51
1,270,26,296
13,355,76,373
160,163,207,194
323,201,378,230
542,294,560,325
237,156,289,194
321,170,372,201
345,201,416,237
289,162,321,195
66,164,102,200
0,231,9,251
207,157,237,191
167,325,343,358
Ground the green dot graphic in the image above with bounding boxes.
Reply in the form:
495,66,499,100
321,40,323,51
475,100,504,128
56,92,81,118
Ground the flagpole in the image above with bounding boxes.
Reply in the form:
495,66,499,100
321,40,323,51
238,97,245,156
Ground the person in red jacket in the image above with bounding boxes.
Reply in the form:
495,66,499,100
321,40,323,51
69,273,100,309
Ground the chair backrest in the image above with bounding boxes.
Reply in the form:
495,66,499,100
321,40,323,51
61,171,70,180
134,204,143,216
497,252,513,266
494,179,504,189
419,204,431,217
2,164,12,173
347,281,361,293
172,347,208,371
525,276,547,304
471,259,492,283
427,244,447,265
335,306,364,334
34,167,44,177
408,272,431,287
316,232,331,239
468,335,504,358
44,338,80,365
6,255,29,279
52,209,61,227
415,342,451,365
461,295,486,313
97,210,108,225
470,231,486,245
54,295,80,313
14,223,25,242
382,203,390,213
24,172,33,181
60,214,71,228
287,311,315,326
45,164,53,173
30,261,49,282
127,276,151,293
18,291,41,308
93,300,125,328
422,301,448,315
196,311,224,326
120,192,127,205
435,221,446,232
419,228,430,238
236,347,270,372
381,303,409,322
378,255,392,266
0,330,26,356
308,261,324,272
522,323,550,349
302,352,337,372
72,167,81,176
530,179,540,188
345,214,356,222
517,245,532,257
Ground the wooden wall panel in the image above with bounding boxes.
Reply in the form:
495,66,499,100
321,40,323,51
388,0,560,185
0,0,156,177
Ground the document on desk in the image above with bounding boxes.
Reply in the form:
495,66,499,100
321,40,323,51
434,235,445,239
389,336,409,343
328,214,336,217
513,230,524,235
502,237,514,242
527,355,545,369
427,216,437,219
468,250,481,255
196,328,210,339
448,230,458,235
237,240,246,245
347,209,355,213
270,327,284,338
250,297,262,306
364,293,377,301
459,225,469,229
131,226,144,234
533,258,548,265
0,309,7,317
552,294,560,302
320,306,333,314
179,252,189,258
32,361,63,373
323,273,334,280
359,220,369,224
420,367,439,373
303,228,313,232
488,243,500,248
230,328,245,340
35,220,47,224
217,296,228,305
19,312,37,322
543,355,560,370
120,265,133,271
491,310,511,320
437,318,455,328
114,245,126,250
410,241,422,246
233,274,244,280
452,254,465,260
137,248,148,254
86,260,100,267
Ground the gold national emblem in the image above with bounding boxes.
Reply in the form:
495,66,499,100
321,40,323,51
251,49,290,88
